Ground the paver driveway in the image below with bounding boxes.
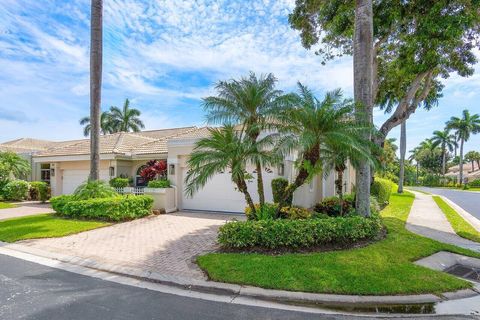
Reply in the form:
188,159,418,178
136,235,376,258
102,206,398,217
17,211,243,279
0,202,54,220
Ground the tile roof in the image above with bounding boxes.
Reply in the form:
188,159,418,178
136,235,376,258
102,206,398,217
0,138,58,152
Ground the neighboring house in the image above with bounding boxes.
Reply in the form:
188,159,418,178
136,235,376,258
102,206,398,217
2,126,355,213
446,162,480,183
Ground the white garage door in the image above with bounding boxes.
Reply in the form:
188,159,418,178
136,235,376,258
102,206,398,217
181,167,275,213
62,169,110,194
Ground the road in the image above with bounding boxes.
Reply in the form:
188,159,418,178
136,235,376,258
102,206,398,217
412,187,480,220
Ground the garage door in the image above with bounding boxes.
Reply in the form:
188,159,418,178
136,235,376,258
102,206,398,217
181,167,275,213
62,169,110,194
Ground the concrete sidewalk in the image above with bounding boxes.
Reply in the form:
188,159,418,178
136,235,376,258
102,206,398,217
0,202,54,220
406,192,480,252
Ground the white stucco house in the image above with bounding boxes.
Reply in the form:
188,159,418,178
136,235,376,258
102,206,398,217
1,126,356,213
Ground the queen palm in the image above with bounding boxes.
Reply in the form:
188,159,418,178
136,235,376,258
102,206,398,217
80,111,115,137
202,72,288,207
109,98,145,132
275,84,375,215
447,110,480,185
0,151,31,179
431,129,457,176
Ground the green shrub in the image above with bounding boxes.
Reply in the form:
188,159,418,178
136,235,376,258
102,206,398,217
147,179,171,188
73,180,117,200
279,206,312,219
313,194,355,217
109,177,129,188
371,178,394,206
50,195,74,213
245,203,277,220
271,178,292,205
469,179,480,187
56,195,154,222
2,180,29,201
218,214,383,249
29,181,50,202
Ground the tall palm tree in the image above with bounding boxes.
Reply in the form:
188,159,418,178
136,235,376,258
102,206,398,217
464,150,480,172
202,72,289,207
80,111,116,137
109,98,145,132
446,110,480,185
397,121,407,193
275,84,375,212
0,151,31,179
408,146,422,184
185,126,278,214
89,0,103,181
431,129,457,176
353,0,374,216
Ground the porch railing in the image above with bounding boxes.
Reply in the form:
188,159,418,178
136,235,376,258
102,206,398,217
114,187,145,195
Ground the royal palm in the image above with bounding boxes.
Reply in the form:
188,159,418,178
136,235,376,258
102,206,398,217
109,98,145,132
431,129,457,176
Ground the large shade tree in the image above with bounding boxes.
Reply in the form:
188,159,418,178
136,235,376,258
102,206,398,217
447,110,480,184
109,98,145,132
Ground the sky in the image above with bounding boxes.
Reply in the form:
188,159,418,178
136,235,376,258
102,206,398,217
0,0,479,155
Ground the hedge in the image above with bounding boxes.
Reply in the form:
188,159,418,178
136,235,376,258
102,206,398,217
2,180,29,201
51,195,153,222
109,177,129,188
147,179,171,188
218,214,382,249
469,179,480,187
29,181,50,202
371,178,394,206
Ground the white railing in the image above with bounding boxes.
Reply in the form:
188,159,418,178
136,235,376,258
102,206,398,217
114,187,145,195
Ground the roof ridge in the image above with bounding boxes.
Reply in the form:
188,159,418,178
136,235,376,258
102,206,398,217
112,132,126,153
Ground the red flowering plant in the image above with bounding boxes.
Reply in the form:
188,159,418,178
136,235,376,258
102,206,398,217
140,160,167,182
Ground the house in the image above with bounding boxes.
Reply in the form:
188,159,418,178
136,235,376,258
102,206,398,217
446,162,480,183
2,126,355,213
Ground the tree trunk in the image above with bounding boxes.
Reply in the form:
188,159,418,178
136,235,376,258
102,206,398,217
236,179,256,214
442,144,447,176
471,161,474,172
336,169,344,216
353,0,373,217
89,0,103,181
398,121,406,193
459,138,464,185
256,162,265,207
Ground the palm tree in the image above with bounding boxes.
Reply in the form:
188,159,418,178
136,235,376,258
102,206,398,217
109,98,145,132
0,151,31,179
431,129,457,176
202,72,289,207
185,126,277,214
465,151,480,172
398,121,407,193
408,146,422,184
80,111,116,137
89,0,103,181
353,0,374,216
446,110,480,185
275,84,375,213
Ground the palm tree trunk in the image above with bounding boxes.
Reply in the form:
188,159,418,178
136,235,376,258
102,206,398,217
256,162,265,207
336,169,344,216
89,0,103,181
398,121,406,193
416,163,419,184
236,179,256,214
442,145,447,176
353,0,374,217
459,138,464,185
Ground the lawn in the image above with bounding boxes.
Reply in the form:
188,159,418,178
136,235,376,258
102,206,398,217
0,214,110,243
0,202,16,209
197,191,480,295
433,196,480,243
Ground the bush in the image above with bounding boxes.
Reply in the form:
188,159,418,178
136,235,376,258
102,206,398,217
109,177,129,188
147,179,171,188
73,180,117,200
371,178,394,206
245,203,277,220
279,206,312,219
55,195,154,222
469,179,480,187
218,214,383,249
313,194,355,217
271,178,292,205
2,180,29,201
29,181,50,202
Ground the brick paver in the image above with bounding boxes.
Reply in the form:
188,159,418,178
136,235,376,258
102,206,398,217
18,211,243,279
0,202,54,220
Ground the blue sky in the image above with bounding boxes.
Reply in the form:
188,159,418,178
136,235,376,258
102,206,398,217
0,0,479,154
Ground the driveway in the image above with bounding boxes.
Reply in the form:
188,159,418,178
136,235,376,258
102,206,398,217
412,187,480,220
14,211,243,279
0,202,54,220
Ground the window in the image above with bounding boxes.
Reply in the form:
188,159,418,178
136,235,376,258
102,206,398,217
169,164,175,175
278,164,285,176
41,163,50,182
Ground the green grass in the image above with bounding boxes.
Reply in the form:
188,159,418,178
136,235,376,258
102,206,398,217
197,191,480,295
433,196,480,243
0,202,16,209
0,214,110,243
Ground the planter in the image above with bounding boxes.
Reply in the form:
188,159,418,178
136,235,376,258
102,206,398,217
144,187,176,213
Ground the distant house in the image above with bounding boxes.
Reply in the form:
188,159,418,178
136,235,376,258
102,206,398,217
446,162,480,183
1,126,355,213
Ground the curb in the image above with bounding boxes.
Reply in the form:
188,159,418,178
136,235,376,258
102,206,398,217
439,196,480,233
1,241,479,307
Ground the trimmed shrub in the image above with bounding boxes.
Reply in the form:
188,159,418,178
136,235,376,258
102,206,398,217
29,181,50,202
279,206,312,219
73,180,117,200
218,214,383,249
313,194,355,217
55,195,154,221
271,178,292,205
245,203,277,221
371,178,394,206
50,195,74,213
109,177,129,188
147,179,171,188
2,180,29,201
469,179,480,187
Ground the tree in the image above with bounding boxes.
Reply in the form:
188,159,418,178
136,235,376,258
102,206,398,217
0,152,31,179
275,85,375,213
447,110,480,185
464,151,480,172
202,72,288,207
415,139,443,174
140,160,167,182
289,0,480,146
397,121,406,193
89,0,103,181
109,98,145,133
80,111,115,137
431,129,457,176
